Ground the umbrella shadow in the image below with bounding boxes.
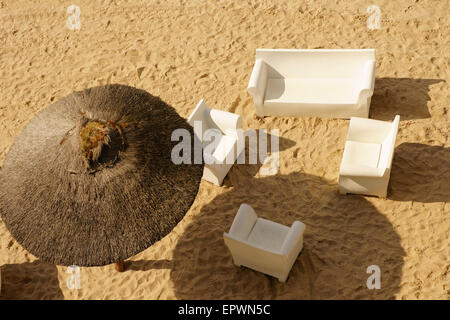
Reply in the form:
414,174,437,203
370,77,444,121
169,172,406,299
389,142,450,202
126,259,172,271
0,261,63,300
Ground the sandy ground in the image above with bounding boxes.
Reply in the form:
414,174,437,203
0,0,449,299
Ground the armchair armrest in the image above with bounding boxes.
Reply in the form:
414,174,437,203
280,221,305,256
209,109,242,136
339,164,387,177
247,59,268,116
378,115,400,169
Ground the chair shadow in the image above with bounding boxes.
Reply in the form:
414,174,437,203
222,131,295,187
169,172,405,299
0,261,63,300
389,142,450,202
370,77,444,121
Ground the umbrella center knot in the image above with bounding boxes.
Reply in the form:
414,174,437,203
79,120,127,172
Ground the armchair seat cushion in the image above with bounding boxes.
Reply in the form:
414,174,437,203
341,141,381,168
264,78,357,106
247,218,290,252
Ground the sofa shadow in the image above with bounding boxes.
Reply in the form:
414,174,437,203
0,261,63,300
370,77,444,121
389,142,450,203
169,172,405,299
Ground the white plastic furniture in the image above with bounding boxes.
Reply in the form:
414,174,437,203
247,49,376,118
339,115,400,197
187,99,244,186
223,204,306,282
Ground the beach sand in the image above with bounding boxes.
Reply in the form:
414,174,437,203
0,0,449,299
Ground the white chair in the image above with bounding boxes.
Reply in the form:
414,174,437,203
339,115,400,197
223,204,306,282
187,99,244,186
248,49,376,118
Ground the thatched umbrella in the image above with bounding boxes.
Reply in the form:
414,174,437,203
0,84,203,269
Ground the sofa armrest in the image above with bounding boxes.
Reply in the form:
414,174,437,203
247,59,268,116
356,60,375,106
340,164,387,177
280,221,305,256
361,60,376,92
226,204,258,240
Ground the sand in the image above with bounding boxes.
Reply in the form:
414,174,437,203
0,0,449,299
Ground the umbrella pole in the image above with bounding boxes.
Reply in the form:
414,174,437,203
115,261,125,272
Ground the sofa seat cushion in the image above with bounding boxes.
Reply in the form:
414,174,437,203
341,140,381,168
247,218,290,252
264,78,357,105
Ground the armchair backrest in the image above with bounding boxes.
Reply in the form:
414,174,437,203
378,115,400,170
225,203,257,241
347,117,393,144
187,99,242,139
187,99,214,141
255,49,375,79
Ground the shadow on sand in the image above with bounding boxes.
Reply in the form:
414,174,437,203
390,142,450,203
222,130,296,187
137,171,406,299
370,77,444,121
0,260,63,300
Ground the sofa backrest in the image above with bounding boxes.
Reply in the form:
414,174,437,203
256,49,375,79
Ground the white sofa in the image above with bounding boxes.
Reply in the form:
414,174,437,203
187,99,244,186
247,49,376,118
339,115,400,197
223,204,306,282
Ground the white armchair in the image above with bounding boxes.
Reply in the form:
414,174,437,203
339,115,400,197
248,49,376,118
187,99,244,186
223,204,306,282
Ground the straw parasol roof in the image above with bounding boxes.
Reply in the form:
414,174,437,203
0,84,203,266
